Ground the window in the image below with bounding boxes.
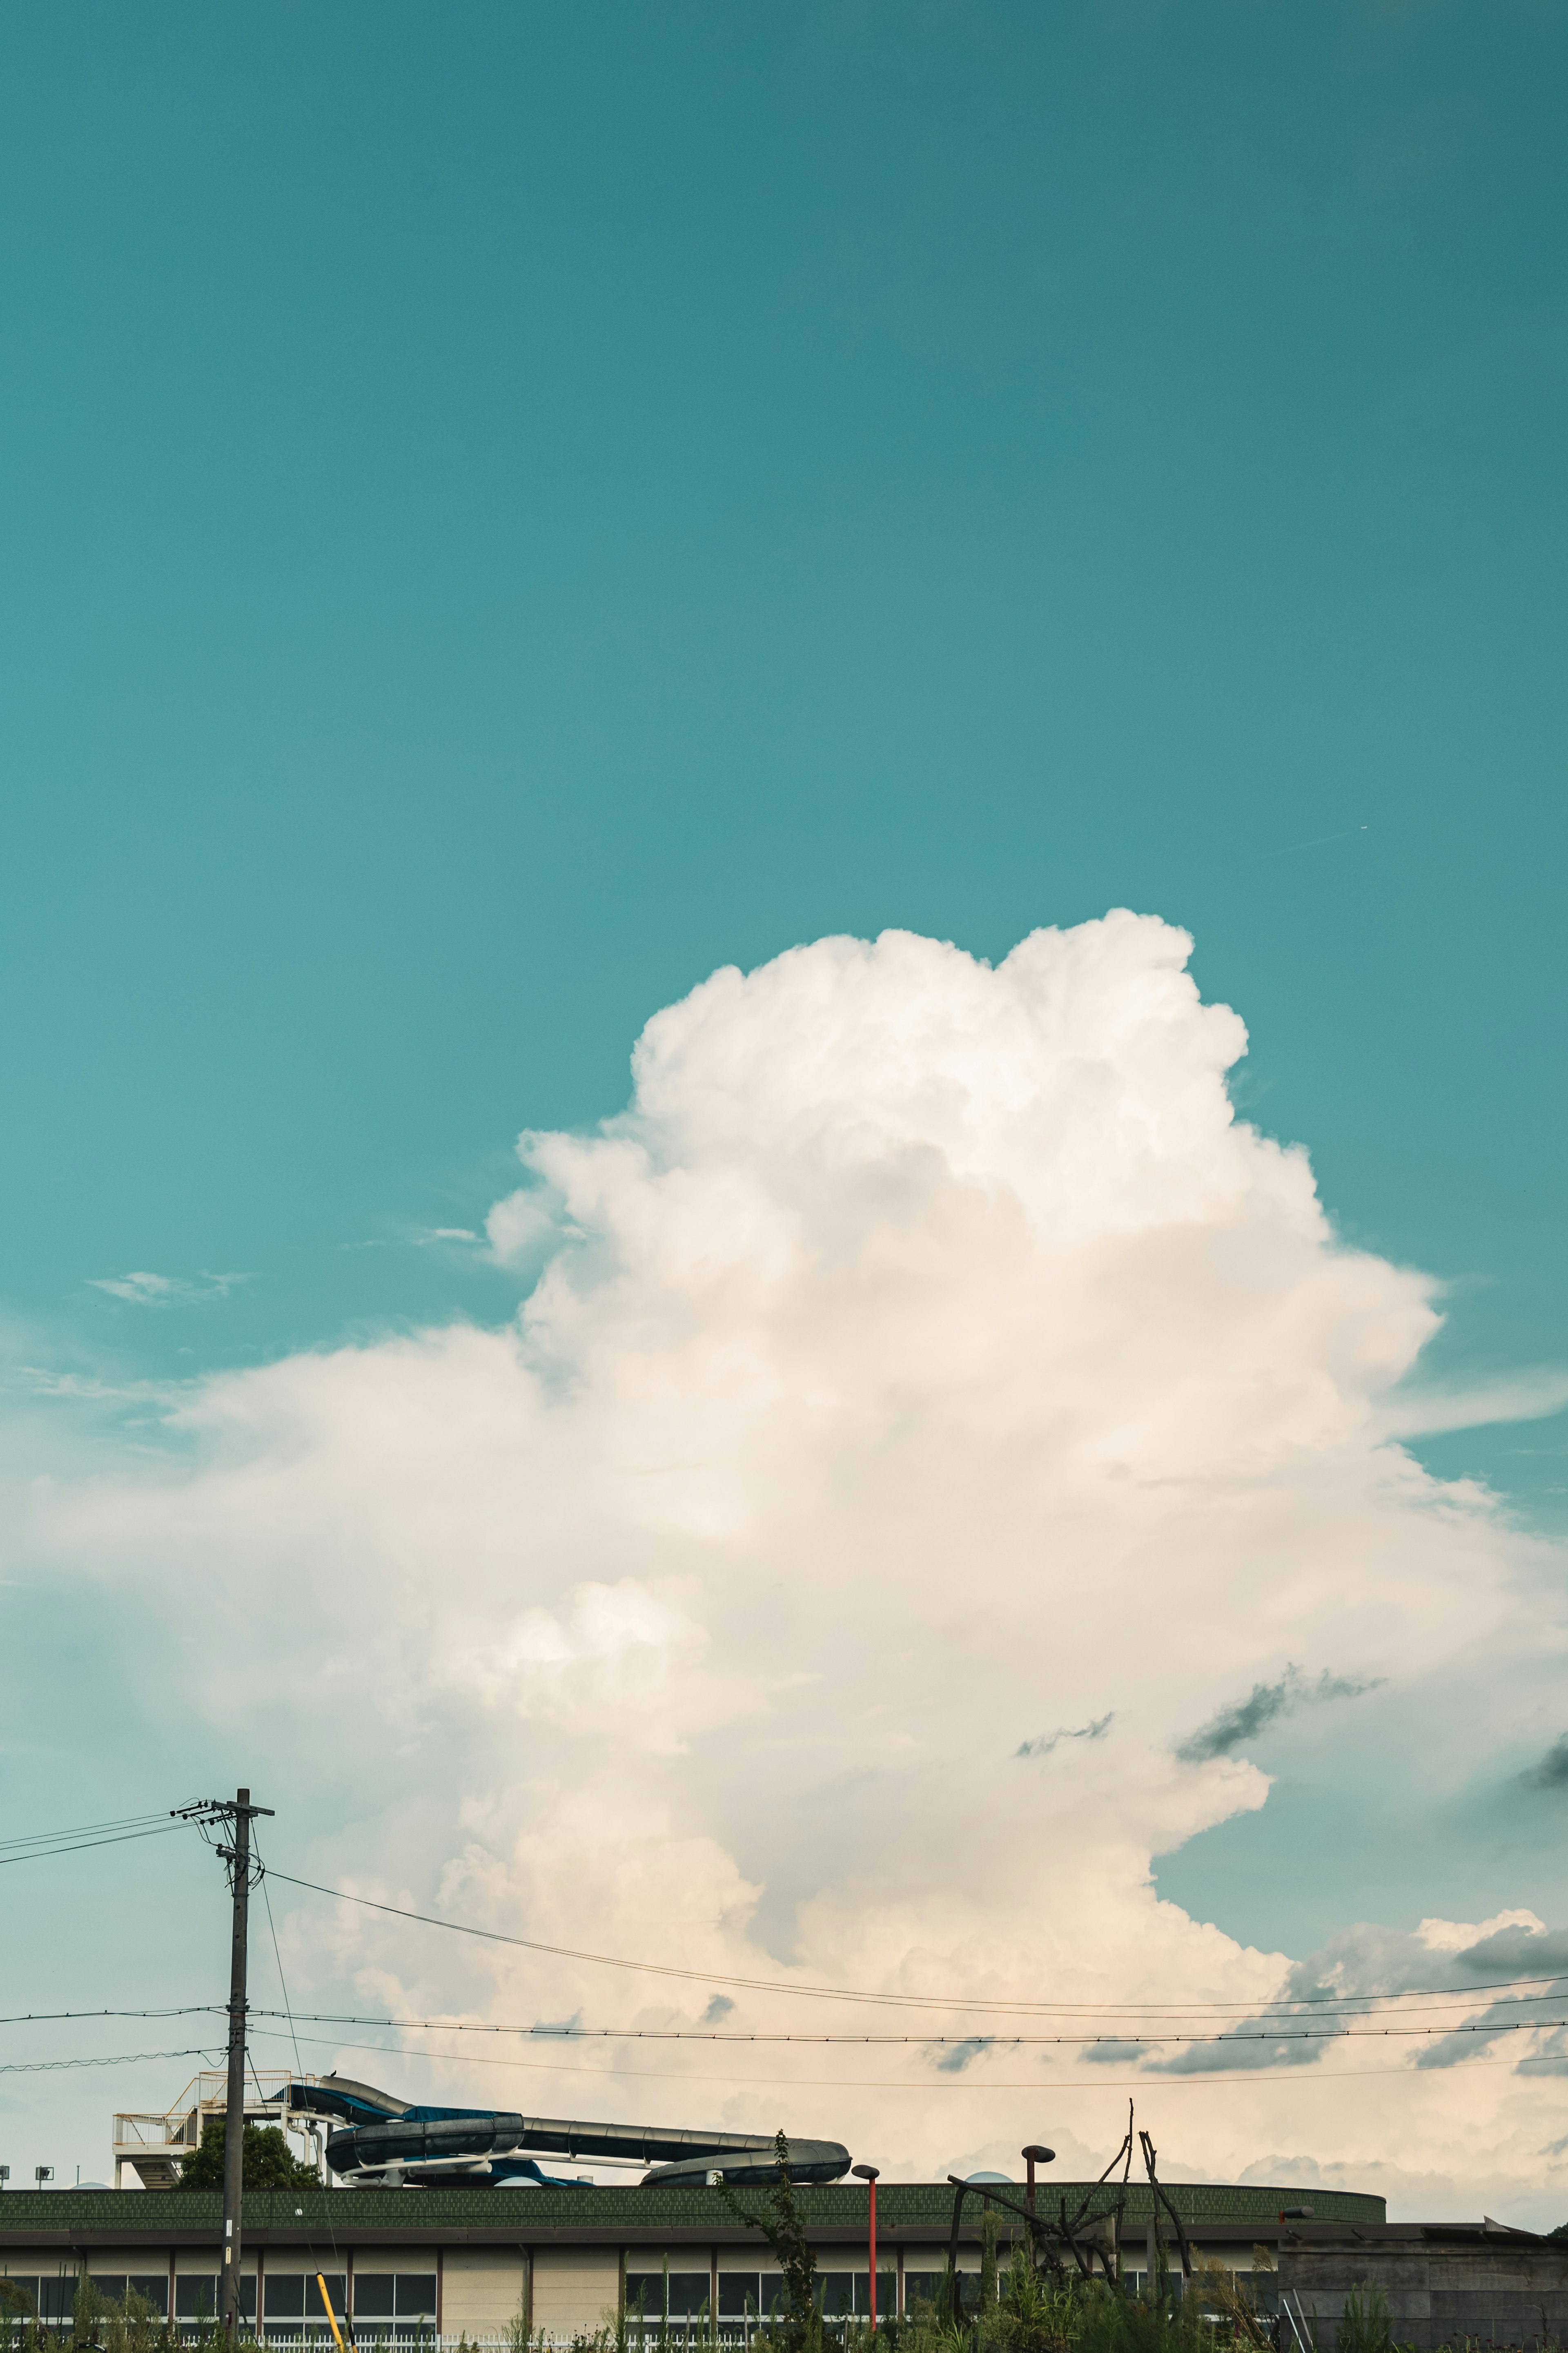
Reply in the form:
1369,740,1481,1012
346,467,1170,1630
176,2279,255,2323
351,2274,436,2326
811,2273,893,2320
625,2273,662,2323
717,2274,784,2321
89,2278,169,2317
266,2274,347,2334
904,2272,979,2313
666,2275,709,2320
624,2273,709,2322
817,2274,854,2319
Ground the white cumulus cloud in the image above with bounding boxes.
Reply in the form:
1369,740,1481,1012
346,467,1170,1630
27,914,1568,2214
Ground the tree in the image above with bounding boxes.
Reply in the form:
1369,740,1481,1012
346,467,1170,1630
174,2119,321,2192
716,2132,822,2353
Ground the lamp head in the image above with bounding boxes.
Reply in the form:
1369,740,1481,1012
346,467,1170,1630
1021,2146,1055,2165
851,2163,881,2183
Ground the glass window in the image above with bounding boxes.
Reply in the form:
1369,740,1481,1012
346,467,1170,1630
128,2279,170,2317
176,2278,254,2322
625,2273,663,2320
717,2275,758,2319
310,2274,347,2324
394,2277,437,2321
665,2275,708,2320
353,2277,395,2322
267,2279,307,2320
851,2274,895,2317
38,2281,79,2326
817,2274,853,2319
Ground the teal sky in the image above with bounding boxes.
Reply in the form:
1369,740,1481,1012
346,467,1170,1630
2,1,1567,2194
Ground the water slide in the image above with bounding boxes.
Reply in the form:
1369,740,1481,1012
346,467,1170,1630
274,2077,850,2191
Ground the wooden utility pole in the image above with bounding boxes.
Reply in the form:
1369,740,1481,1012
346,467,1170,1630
212,1790,274,2335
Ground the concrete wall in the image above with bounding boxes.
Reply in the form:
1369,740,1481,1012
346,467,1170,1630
1282,2240,1568,2351
529,2249,620,2340
443,2247,526,2340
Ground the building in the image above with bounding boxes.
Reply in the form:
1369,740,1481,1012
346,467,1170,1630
0,2177,1386,2343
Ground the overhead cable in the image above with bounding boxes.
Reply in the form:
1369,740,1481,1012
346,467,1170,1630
0,1823,191,1866
0,1808,195,1850
265,1870,1568,2019
243,2006,1567,2050
243,2021,1546,2096
0,2046,220,2076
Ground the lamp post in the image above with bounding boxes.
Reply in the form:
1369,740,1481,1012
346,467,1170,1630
852,2165,881,2330
1021,2146,1054,2219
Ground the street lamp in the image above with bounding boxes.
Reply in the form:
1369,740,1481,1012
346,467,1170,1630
34,2168,53,2189
851,2165,881,2331
1021,2146,1054,2218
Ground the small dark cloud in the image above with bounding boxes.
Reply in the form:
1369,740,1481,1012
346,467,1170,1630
1154,2036,1322,2076
1456,1925,1568,1974
1018,1714,1113,1760
701,1994,735,2024
1522,1736,1568,1791
1176,1666,1382,1764
933,2038,991,2074
1084,2041,1149,2065
531,2012,582,2036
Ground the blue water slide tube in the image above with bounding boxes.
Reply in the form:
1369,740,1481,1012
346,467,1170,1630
273,2078,850,2190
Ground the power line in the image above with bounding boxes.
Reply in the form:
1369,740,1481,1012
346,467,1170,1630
0,2009,221,2025
0,1823,190,1867
0,1998,1555,2053
244,2022,1543,2096
0,2046,220,2076
264,1871,1568,2019
0,1809,194,1851
242,2006,1566,2051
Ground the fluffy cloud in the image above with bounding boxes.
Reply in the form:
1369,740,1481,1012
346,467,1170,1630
27,915,1568,2212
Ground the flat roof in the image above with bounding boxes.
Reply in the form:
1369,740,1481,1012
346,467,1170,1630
0,2180,1385,2250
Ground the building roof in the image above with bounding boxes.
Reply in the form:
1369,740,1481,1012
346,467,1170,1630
0,2179,1385,2249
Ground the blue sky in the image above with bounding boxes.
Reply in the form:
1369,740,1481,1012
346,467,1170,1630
3,0,1568,2206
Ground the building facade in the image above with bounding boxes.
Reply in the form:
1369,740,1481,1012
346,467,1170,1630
0,2179,1387,2342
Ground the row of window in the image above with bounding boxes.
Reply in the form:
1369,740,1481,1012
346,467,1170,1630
627,2273,952,2322
0,2275,437,2327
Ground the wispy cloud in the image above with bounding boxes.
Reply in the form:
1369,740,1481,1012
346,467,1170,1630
1017,1714,1113,1759
1176,1666,1383,1763
17,1367,171,1403
1376,1368,1568,1439
340,1227,482,1253
88,1270,251,1306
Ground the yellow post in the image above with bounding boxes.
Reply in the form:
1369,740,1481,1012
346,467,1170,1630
315,2273,347,2353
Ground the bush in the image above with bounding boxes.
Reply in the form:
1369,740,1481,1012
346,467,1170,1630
172,2119,321,2192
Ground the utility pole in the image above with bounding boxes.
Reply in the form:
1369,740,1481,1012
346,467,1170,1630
178,1789,273,2336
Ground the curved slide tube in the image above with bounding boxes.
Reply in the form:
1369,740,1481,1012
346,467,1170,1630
274,2078,850,2190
